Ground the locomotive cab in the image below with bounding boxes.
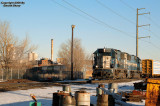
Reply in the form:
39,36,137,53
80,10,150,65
92,48,116,79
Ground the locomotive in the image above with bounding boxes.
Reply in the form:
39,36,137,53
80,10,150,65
92,48,142,79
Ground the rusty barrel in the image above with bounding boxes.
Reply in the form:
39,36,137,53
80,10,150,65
63,85,71,93
146,78,160,106
53,92,59,106
97,94,115,106
62,95,76,106
52,91,70,106
75,91,90,106
108,83,118,93
58,92,70,106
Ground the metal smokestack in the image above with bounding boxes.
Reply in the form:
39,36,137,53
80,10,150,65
51,39,53,61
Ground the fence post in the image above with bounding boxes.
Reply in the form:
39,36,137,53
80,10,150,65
2,69,3,81
11,68,12,80
18,69,19,79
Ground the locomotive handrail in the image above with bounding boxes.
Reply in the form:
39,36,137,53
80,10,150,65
100,88,122,100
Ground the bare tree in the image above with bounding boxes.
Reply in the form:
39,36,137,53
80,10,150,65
0,21,37,79
58,38,86,72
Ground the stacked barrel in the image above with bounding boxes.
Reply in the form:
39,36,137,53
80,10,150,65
52,85,90,106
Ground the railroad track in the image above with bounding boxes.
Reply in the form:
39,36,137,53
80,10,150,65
0,78,145,92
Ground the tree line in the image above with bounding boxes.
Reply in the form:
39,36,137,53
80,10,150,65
0,20,93,80
0,21,36,79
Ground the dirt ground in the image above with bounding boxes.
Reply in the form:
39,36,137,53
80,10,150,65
0,78,145,92
0,79,62,92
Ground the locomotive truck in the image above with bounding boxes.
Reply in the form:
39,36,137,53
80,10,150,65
92,48,142,79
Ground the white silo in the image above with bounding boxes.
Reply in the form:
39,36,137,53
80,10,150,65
33,53,38,60
28,52,33,61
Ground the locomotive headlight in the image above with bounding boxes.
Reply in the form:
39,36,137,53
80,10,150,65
96,65,98,68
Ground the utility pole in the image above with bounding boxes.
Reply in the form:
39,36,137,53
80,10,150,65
51,39,53,62
136,8,150,57
71,25,75,80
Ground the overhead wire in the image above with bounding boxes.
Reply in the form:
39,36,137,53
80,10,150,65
96,0,153,41
62,0,135,39
96,0,160,52
65,0,160,59
95,0,157,46
139,45,157,59
96,0,135,25
120,0,160,39
51,0,136,39
120,0,135,11
120,0,160,49
142,11,160,29
52,0,160,56
50,0,102,25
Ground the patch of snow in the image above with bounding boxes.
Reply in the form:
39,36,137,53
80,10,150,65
0,80,6,82
0,80,145,106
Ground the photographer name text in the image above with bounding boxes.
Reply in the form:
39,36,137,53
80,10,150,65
1,1,25,7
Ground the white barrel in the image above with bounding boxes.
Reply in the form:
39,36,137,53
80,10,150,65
96,87,103,96
63,85,71,93
108,83,118,93
75,91,90,106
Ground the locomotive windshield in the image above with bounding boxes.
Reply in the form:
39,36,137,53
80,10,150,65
96,52,111,56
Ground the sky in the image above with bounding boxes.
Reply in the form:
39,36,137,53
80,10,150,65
0,0,160,61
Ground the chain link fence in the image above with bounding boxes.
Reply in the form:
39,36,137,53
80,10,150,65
0,69,26,81
0,67,86,81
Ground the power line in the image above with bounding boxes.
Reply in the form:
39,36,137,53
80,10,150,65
50,0,102,25
96,0,152,35
140,39,160,50
51,0,135,39
120,0,135,11
139,45,157,59
143,14,160,29
150,18,160,29
96,0,135,25
120,0,160,40
52,0,160,52
97,0,159,46
63,0,160,51
120,0,160,48
150,31,160,39
62,0,135,38
96,0,160,48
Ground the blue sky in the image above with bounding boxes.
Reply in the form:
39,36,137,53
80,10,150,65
0,0,160,61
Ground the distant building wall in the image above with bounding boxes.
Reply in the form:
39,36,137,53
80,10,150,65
57,58,65,64
38,58,53,66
